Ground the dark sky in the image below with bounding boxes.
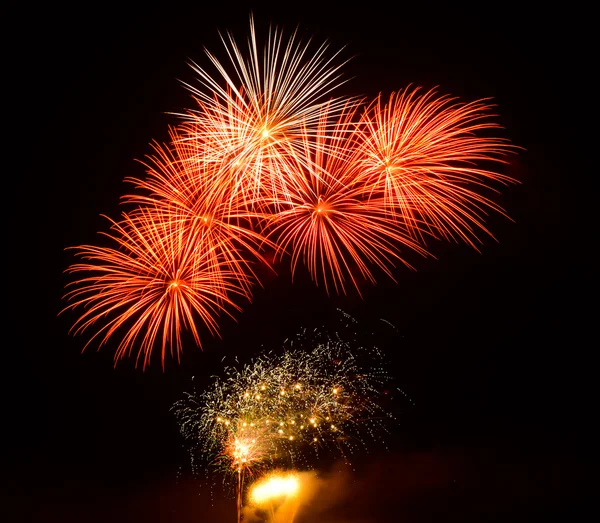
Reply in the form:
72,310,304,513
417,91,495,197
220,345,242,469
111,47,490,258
20,3,589,522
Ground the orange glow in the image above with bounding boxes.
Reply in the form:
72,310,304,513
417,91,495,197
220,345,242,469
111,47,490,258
123,124,276,298
62,17,518,369
250,471,300,505
353,86,518,249
176,14,358,214
265,101,430,295
61,208,250,369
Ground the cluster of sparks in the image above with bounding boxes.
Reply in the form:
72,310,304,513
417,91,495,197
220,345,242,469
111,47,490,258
61,15,519,368
171,316,396,500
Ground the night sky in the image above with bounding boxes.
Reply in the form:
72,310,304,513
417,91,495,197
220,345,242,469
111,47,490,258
20,3,588,522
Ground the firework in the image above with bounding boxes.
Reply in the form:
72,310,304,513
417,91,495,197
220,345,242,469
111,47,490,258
61,207,252,369
264,101,430,295
352,86,519,249
123,124,276,297
175,13,360,213
62,16,519,368
171,313,397,516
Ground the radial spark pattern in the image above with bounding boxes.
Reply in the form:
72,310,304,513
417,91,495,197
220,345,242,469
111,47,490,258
62,208,251,368
353,86,517,248
62,16,518,367
264,101,430,295
177,13,359,212
171,317,396,482
123,124,275,298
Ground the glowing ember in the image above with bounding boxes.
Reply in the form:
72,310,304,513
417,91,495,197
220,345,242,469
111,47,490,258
250,472,300,505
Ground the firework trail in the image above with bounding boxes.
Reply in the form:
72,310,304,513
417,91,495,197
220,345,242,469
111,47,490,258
123,124,276,298
61,16,358,367
61,207,252,369
171,312,397,518
176,13,360,214
264,100,430,295
352,86,518,249
62,15,519,367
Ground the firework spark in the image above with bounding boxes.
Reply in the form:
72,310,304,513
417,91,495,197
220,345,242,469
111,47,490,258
62,17,519,368
123,124,276,298
172,313,397,515
61,208,252,369
352,86,519,249
175,13,360,213
264,101,430,295
250,471,300,505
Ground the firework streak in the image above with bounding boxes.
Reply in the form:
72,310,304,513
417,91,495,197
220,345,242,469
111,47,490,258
62,15,519,368
171,316,396,485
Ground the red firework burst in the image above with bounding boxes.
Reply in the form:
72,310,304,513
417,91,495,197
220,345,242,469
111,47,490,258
62,17,520,368
123,124,276,298
61,207,252,369
265,101,430,295
176,14,359,213
352,86,519,249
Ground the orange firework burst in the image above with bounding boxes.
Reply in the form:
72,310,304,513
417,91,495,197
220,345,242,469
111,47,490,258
222,432,267,473
219,429,272,523
61,207,252,369
352,86,519,248
265,101,430,295
123,124,276,298
62,16,520,368
176,14,359,213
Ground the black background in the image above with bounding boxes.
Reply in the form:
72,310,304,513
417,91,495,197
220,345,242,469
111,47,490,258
17,3,589,522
